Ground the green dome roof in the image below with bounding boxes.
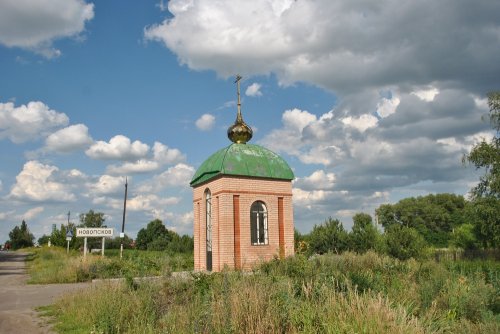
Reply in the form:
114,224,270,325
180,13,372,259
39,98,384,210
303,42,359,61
190,143,294,187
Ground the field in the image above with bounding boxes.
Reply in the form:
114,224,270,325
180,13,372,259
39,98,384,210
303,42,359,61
26,246,193,284
34,249,499,333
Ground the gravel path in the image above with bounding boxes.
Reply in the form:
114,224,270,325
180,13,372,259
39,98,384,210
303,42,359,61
0,251,91,334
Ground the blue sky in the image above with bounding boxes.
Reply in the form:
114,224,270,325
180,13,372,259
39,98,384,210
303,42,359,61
1,0,499,242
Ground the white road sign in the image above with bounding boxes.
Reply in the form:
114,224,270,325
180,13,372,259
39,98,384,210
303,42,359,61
76,228,114,238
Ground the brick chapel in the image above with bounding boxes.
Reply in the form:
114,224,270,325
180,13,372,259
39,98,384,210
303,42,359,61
190,76,295,271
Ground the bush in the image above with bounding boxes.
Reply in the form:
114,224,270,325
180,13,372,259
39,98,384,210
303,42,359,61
385,225,427,260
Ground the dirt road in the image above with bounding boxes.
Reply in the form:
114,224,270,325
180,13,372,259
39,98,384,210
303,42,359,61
0,251,91,334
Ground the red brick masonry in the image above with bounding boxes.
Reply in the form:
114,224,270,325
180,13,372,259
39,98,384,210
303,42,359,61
193,176,294,271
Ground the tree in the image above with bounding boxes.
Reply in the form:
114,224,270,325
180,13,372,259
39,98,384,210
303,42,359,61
8,220,34,250
463,91,500,199
38,234,51,246
79,210,106,227
451,223,478,250
78,210,105,250
385,225,426,260
136,219,176,251
464,197,500,248
106,234,134,249
308,217,349,254
349,213,379,253
375,193,466,247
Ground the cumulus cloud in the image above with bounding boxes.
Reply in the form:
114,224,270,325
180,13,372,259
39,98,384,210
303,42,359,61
262,88,491,228
138,163,195,192
101,194,180,212
9,161,76,202
0,101,69,143
153,142,186,164
22,206,44,220
98,140,187,175
0,0,94,58
245,83,262,97
107,160,159,175
195,114,215,131
294,170,336,191
45,124,93,152
145,0,500,95
89,175,125,195
86,135,149,161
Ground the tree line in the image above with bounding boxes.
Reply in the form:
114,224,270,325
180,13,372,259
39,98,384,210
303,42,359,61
4,210,194,253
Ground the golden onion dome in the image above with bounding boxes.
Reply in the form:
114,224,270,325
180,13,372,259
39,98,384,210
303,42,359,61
227,75,253,144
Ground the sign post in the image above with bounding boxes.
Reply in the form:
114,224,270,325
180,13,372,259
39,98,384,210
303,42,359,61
76,228,114,258
66,229,73,254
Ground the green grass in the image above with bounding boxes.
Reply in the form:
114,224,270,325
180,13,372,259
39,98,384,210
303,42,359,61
46,251,499,333
25,246,193,284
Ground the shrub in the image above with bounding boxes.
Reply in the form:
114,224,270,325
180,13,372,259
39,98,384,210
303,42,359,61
385,225,427,260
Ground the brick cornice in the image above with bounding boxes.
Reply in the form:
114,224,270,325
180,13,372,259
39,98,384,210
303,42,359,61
193,189,292,202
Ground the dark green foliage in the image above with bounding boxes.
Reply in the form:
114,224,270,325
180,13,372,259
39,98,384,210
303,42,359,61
8,220,34,249
308,217,349,254
464,197,500,248
37,234,50,246
136,219,173,250
349,213,380,253
105,235,134,249
452,223,479,250
385,224,426,260
375,193,466,247
136,219,193,253
463,91,500,199
79,210,106,227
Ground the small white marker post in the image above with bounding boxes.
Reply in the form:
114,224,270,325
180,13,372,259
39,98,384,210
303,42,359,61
83,237,87,259
101,237,105,257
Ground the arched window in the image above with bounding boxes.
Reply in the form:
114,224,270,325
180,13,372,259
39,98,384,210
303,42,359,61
205,189,212,270
250,201,268,245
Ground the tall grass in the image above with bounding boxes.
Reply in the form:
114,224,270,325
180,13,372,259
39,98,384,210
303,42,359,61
26,246,193,284
46,251,499,333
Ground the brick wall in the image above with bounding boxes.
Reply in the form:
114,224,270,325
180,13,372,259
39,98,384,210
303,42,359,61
192,176,294,271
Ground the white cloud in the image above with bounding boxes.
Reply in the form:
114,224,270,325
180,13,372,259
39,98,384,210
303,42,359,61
0,180,2,192
89,175,125,195
294,170,336,191
341,114,378,132
376,96,400,118
0,0,94,58
146,0,499,98
86,135,149,161
45,124,93,152
195,114,215,131
138,163,195,192
107,160,159,175
283,108,317,132
0,101,69,143
128,194,180,211
102,137,186,175
152,142,186,164
9,161,76,202
292,188,331,208
22,206,44,220
245,83,262,97
411,87,439,102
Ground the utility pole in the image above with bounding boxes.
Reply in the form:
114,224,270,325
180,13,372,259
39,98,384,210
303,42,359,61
120,177,128,259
